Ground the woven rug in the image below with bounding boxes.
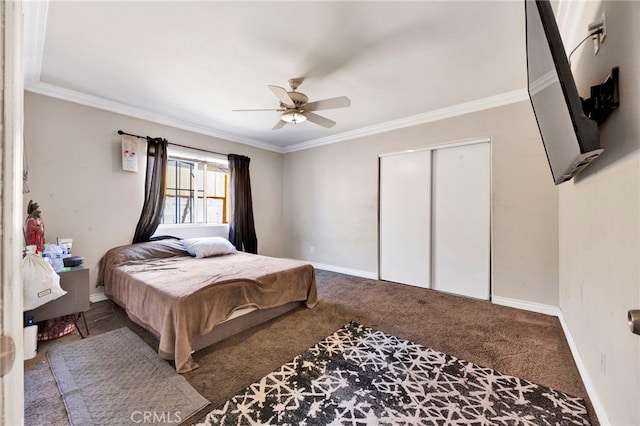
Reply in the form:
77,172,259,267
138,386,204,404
196,322,590,425
48,327,209,426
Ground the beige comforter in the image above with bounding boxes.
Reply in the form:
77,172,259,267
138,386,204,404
98,240,317,373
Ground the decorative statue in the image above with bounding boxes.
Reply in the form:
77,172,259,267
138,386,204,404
25,200,45,253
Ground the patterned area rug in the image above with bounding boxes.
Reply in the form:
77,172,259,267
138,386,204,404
197,322,590,425
48,327,209,426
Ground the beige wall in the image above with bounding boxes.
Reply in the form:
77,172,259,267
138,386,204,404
557,1,640,424
24,93,284,296
283,100,560,306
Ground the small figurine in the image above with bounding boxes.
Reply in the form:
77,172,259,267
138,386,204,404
25,200,45,253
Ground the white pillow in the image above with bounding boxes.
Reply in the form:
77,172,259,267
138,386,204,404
181,237,237,258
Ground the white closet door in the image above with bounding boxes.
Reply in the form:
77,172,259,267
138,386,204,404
431,142,490,300
379,150,431,288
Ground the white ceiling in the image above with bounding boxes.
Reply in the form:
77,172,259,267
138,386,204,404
24,1,529,153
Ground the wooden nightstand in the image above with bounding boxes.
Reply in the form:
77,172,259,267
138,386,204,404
24,266,90,337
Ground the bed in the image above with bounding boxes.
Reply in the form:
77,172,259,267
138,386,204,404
97,239,318,373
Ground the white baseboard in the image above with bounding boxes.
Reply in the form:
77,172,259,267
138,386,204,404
491,295,609,425
90,292,109,303
491,295,560,317
308,262,378,280
557,312,611,426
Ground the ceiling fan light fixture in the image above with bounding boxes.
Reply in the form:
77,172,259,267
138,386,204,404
236,79,349,129
281,111,306,124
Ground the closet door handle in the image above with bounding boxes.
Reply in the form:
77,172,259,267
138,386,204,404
629,310,640,335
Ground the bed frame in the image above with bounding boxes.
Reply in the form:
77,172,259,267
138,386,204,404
190,301,303,353
116,298,304,360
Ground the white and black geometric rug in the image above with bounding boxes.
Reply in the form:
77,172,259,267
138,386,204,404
196,322,591,425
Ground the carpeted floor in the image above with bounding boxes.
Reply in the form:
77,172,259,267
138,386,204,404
197,322,591,425
24,269,598,425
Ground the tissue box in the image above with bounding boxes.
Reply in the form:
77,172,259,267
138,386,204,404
63,256,84,268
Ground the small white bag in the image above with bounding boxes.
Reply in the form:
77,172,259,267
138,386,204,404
23,252,67,311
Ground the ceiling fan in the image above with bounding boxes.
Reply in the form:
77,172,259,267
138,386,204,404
233,78,351,130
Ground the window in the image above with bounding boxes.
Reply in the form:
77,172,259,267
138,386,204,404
162,152,229,225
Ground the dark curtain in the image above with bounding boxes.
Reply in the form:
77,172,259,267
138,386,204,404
227,154,258,253
132,137,168,243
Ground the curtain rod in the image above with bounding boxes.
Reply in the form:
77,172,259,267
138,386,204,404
117,130,227,157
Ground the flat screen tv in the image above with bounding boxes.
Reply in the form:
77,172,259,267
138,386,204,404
525,0,602,185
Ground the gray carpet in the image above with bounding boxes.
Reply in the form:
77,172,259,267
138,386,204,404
196,322,591,425
47,327,209,426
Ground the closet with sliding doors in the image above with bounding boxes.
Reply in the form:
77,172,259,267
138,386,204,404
378,139,491,300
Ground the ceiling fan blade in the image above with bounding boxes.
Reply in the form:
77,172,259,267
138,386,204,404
268,85,295,108
304,111,336,128
232,108,283,112
305,96,351,111
272,119,286,130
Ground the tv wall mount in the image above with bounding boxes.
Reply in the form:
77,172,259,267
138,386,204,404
582,66,619,125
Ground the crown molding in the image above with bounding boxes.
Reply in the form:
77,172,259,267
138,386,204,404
529,70,558,96
26,82,284,153
283,88,528,153
27,81,528,156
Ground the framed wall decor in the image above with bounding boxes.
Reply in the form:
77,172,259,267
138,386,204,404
121,136,138,172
